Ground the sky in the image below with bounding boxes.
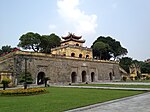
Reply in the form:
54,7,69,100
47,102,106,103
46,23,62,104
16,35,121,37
0,0,150,61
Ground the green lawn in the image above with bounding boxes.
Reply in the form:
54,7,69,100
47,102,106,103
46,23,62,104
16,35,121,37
0,87,145,112
76,84,150,88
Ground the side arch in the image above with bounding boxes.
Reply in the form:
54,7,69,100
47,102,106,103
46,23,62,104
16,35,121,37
71,72,77,83
81,71,87,82
109,72,113,81
91,72,95,82
37,72,45,85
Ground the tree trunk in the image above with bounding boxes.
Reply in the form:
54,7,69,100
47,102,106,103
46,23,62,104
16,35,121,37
3,83,6,90
99,52,102,60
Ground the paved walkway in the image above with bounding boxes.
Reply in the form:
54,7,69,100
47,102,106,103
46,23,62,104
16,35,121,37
97,82,150,85
66,92,150,112
54,85,150,91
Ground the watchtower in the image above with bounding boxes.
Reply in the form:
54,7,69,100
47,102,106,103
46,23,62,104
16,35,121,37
51,33,93,59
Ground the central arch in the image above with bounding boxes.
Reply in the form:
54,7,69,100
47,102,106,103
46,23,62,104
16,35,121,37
71,72,77,83
81,71,87,82
91,72,95,82
71,53,75,57
37,72,45,85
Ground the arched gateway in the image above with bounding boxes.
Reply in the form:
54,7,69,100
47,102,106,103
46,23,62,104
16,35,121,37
71,72,77,83
91,72,95,82
109,72,113,81
37,72,45,85
82,71,87,82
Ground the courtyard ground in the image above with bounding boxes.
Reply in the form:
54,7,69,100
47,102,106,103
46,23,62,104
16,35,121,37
0,87,145,112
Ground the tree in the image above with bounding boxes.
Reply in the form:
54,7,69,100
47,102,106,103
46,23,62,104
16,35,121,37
135,61,150,74
1,77,11,90
119,57,133,73
18,32,61,53
112,42,128,60
39,35,51,53
93,41,110,60
19,72,33,84
0,45,14,56
92,36,128,60
44,77,50,87
49,33,61,48
39,33,61,53
18,32,41,52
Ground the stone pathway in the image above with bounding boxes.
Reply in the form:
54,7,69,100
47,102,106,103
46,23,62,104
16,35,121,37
55,85,150,91
97,82,150,85
66,92,150,112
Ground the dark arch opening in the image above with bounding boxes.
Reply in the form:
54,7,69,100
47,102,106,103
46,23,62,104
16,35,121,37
109,72,113,81
71,72,77,83
86,55,89,58
91,72,95,82
71,53,75,57
76,43,79,46
79,54,82,58
82,71,86,82
37,72,45,85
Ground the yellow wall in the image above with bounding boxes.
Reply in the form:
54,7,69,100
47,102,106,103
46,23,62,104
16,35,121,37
0,73,12,82
51,46,93,59
61,41,83,47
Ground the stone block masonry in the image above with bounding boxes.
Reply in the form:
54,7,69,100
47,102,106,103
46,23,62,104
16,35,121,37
0,51,121,85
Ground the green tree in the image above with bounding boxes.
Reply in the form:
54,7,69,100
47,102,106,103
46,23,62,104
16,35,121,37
93,41,110,60
19,72,33,84
18,32,61,53
112,42,128,60
39,35,51,53
0,45,14,56
135,61,150,73
119,57,133,73
120,58,150,74
44,77,50,87
92,36,128,60
49,33,61,48
1,77,11,90
39,33,61,53
18,32,41,52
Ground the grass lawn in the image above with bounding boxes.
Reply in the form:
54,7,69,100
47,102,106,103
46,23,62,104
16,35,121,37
75,84,150,88
0,87,145,112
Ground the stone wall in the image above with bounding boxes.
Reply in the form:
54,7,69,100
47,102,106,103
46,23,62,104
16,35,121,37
0,51,121,85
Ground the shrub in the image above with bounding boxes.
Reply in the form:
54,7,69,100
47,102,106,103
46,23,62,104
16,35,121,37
134,76,138,80
19,72,33,84
122,76,127,81
0,88,46,96
44,77,50,87
1,77,11,90
130,76,134,81
146,75,150,80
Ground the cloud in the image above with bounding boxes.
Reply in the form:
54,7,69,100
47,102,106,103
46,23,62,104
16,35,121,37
57,0,98,35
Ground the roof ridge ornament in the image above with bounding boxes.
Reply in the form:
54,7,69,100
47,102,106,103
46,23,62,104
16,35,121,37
62,32,82,40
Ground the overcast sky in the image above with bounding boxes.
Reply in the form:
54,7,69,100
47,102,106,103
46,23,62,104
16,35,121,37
0,0,150,61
